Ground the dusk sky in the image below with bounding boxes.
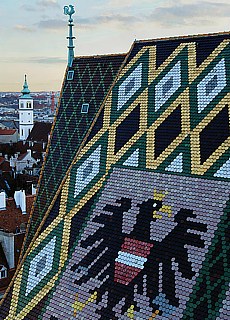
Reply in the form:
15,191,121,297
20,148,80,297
1,0,230,91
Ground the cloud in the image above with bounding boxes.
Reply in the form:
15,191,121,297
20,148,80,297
104,0,134,8
35,14,139,31
21,4,37,11
33,1,230,32
36,0,60,8
94,0,153,9
15,25,35,32
21,0,59,12
77,14,141,29
36,19,65,30
3,56,66,64
147,1,230,26
27,57,66,64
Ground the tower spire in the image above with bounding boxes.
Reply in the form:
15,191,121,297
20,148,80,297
21,74,31,98
63,4,75,67
21,74,31,96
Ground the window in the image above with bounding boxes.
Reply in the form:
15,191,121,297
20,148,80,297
20,102,24,108
81,103,89,114
27,102,32,108
0,266,7,279
67,70,74,80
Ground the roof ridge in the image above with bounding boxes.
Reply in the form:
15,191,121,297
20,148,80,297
73,52,127,59
135,30,230,43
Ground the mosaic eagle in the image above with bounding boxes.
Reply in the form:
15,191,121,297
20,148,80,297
71,191,207,319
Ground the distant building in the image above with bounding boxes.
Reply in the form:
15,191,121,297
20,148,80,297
0,156,11,174
19,76,34,141
0,191,35,298
0,120,18,131
10,150,38,174
0,129,18,144
27,122,52,144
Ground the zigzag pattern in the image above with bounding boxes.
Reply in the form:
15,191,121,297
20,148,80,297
22,54,125,253
0,33,229,320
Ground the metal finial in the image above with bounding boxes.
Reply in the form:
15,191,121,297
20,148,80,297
64,5,76,67
64,5,75,19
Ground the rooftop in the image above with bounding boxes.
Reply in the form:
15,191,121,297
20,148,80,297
0,195,34,233
0,130,16,136
27,122,52,143
0,31,229,319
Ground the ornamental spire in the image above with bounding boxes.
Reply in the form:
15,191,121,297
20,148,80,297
21,74,31,96
63,4,75,67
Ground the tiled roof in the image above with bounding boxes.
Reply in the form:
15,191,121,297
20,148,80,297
17,151,35,161
27,122,52,142
0,120,19,130
0,141,46,157
0,130,16,136
0,161,11,173
0,32,230,319
22,53,126,252
0,174,14,197
0,196,34,233
17,153,27,161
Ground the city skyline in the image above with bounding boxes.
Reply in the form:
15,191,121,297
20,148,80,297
1,0,230,91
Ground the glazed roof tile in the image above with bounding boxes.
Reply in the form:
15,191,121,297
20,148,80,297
0,32,230,319
22,53,126,251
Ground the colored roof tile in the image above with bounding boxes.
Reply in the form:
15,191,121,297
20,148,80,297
0,32,230,320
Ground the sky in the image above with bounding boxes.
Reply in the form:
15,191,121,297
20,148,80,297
0,0,230,91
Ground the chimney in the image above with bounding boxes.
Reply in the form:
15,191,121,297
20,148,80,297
14,190,26,214
32,184,36,195
14,190,20,208
10,156,16,168
0,191,6,210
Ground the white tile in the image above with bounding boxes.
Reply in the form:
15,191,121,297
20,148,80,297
165,153,183,173
26,236,56,296
197,59,226,113
117,64,142,110
123,149,139,167
155,61,181,111
74,145,102,197
214,159,230,178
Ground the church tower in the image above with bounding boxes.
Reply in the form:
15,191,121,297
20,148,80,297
19,75,34,140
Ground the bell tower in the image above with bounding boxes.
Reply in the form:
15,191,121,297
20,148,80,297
19,75,34,140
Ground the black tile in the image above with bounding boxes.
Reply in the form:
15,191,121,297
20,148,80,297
200,106,229,164
114,104,140,153
155,106,182,158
